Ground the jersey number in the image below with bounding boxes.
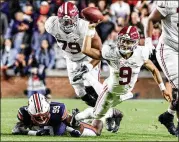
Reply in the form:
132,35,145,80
52,106,60,113
119,67,132,85
57,39,81,54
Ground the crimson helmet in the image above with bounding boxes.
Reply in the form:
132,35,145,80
117,26,139,55
57,2,79,33
28,93,50,125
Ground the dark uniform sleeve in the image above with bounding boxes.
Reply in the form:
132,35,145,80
17,106,32,126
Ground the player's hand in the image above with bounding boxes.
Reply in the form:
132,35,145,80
145,37,155,55
70,130,81,137
36,129,50,136
87,21,101,37
162,89,172,102
12,122,28,135
88,20,101,29
73,63,93,82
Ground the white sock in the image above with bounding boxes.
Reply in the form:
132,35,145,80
120,92,133,101
83,72,103,95
66,126,75,132
168,108,175,116
75,107,95,121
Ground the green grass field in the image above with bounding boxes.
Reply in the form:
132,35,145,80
1,98,178,141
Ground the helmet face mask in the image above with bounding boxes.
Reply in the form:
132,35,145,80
58,14,78,33
28,93,50,125
30,111,50,125
57,2,79,33
117,36,138,55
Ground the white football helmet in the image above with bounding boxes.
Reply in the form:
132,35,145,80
57,2,79,33
28,93,50,125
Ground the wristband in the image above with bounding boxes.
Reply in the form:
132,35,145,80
159,83,166,91
28,130,37,136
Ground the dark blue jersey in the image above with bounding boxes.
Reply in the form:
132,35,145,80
17,101,68,135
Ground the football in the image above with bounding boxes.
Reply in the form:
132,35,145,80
81,7,104,23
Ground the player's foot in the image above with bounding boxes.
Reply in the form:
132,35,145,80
111,110,123,133
106,117,115,131
176,122,179,136
106,109,123,133
73,65,88,82
70,108,80,127
158,111,177,136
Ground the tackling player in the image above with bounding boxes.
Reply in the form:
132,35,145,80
12,93,103,137
71,25,171,133
45,2,101,107
145,1,179,136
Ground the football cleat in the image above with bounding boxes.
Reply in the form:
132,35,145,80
73,65,89,82
106,109,123,133
158,111,177,136
176,122,179,137
106,117,115,131
70,108,80,127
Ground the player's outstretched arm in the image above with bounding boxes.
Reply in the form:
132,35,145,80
144,7,164,55
82,24,103,60
145,7,164,38
144,59,172,102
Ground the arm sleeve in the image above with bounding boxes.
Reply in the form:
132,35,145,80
156,6,168,17
44,16,57,36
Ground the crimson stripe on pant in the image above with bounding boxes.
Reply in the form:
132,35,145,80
160,44,177,89
94,85,108,112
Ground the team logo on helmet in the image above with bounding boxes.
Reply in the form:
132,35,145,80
28,93,50,125
57,2,79,33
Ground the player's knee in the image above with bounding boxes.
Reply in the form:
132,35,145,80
73,85,86,97
81,94,97,107
91,120,103,136
85,86,98,99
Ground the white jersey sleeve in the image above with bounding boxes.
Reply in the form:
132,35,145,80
156,1,178,17
45,16,58,36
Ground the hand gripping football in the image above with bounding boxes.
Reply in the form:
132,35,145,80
81,7,104,23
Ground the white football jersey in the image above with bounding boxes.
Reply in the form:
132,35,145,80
102,44,149,92
45,16,89,61
156,1,178,51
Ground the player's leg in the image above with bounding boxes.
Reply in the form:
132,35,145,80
66,59,97,107
156,43,178,136
80,120,103,136
83,60,101,100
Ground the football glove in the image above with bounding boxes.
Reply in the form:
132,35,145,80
69,129,81,137
73,63,93,82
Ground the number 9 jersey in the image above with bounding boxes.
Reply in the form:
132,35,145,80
45,16,89,61
101,44,149,93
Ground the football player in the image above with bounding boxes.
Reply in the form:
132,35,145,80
71,25,171,133
44,2,101,107
145,1,179,136
12,93,103,137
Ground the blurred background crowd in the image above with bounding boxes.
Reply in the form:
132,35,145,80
0,0,163,97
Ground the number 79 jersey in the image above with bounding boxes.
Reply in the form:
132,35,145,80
102,44,149,93
45,16,89,61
